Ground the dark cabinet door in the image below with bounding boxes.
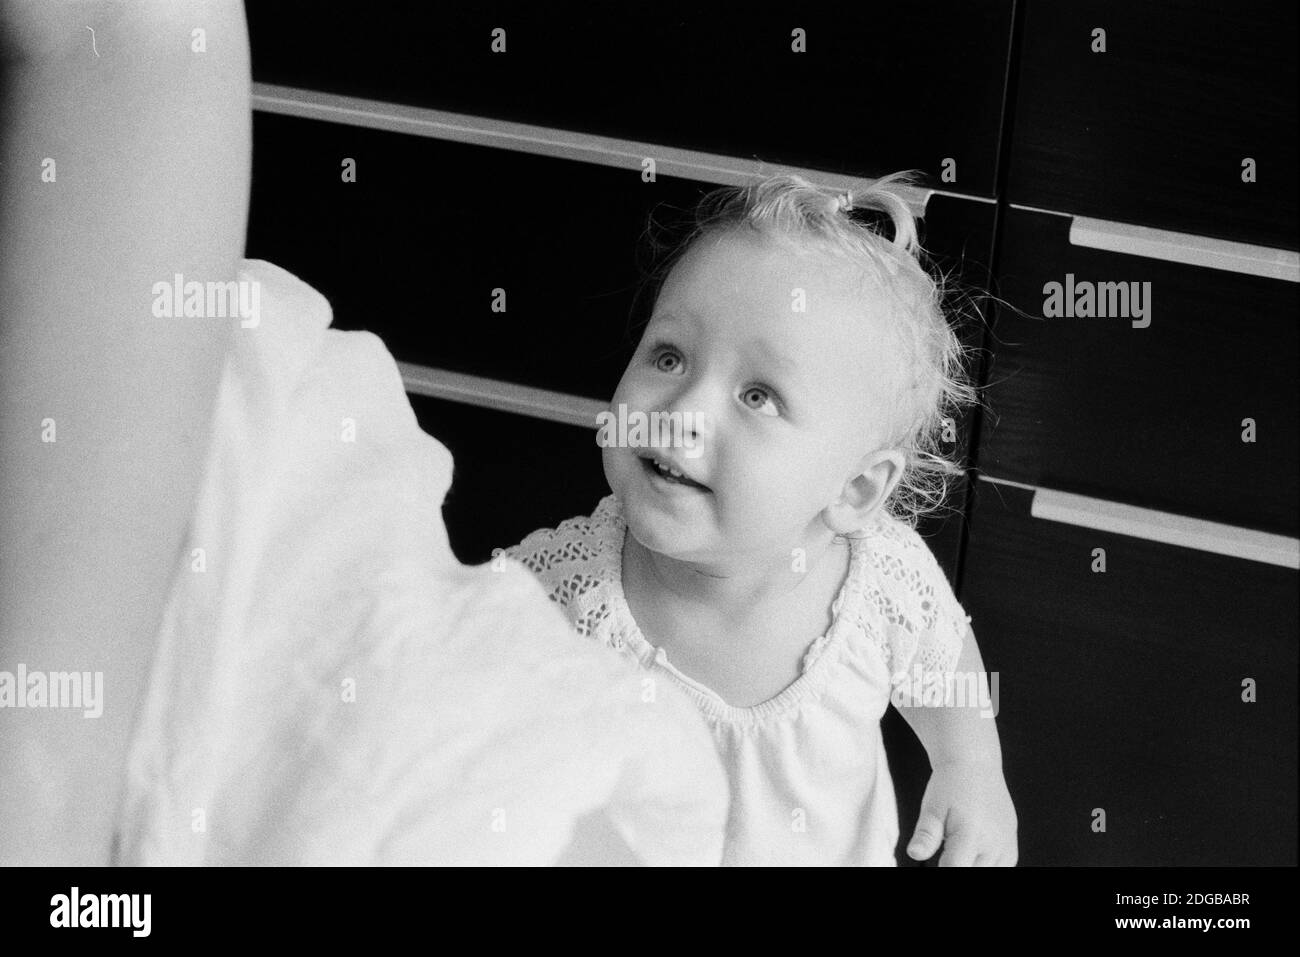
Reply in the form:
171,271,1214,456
1006,0,1298,249
247,110,702,399
247,2,1014,195
959,481,1297,865
980,207,1299,536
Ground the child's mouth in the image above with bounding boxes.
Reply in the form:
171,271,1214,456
640,455,709,491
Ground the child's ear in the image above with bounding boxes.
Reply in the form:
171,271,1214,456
822,449,906,535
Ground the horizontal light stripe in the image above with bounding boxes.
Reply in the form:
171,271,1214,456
1029,485,1299,569
973,473,1040,493
250,82,949,216
1006,203,1073,219
927,189,997,205
1068,216,1298,283
397,362,606,429
977,475,1298,568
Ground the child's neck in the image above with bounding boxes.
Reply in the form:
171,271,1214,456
624,521,844,621
620,519,854,707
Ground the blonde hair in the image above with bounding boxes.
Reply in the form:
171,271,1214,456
632,171,981,529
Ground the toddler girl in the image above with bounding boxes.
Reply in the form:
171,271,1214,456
507,174,1018,866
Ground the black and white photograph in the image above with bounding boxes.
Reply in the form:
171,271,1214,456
0,0,1294,931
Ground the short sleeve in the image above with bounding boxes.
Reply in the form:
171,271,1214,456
501,496,624,642
115,260,727,866
861,515,973,691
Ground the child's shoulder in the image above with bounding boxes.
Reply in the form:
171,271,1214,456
858,509,948,577
503,494,624,607
848,510,971,641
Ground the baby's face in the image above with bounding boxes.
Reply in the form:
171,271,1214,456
603,229,905,563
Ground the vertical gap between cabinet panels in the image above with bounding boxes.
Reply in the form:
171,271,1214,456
954,0,1028,600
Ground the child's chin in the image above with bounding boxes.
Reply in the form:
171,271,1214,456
621,492,702,556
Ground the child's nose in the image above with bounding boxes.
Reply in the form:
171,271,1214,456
660,381,716,445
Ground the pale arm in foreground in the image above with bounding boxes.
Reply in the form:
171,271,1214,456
0,0,250,864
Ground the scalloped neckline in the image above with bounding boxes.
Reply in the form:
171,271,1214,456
596,495,869,724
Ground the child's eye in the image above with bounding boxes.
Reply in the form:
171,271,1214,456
740,386,780,417
651,347,683,373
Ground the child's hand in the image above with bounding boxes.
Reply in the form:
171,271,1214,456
906,760,1018,866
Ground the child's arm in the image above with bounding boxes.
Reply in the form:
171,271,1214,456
0,0,250,864
895,625,1019,865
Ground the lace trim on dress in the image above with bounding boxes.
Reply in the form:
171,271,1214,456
505,495,969,722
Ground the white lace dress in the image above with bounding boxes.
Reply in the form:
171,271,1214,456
506,494,973,866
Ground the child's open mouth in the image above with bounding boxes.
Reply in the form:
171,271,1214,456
640,454,710,491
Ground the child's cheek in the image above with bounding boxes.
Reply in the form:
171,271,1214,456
600,442,628,497
735,443,801,507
